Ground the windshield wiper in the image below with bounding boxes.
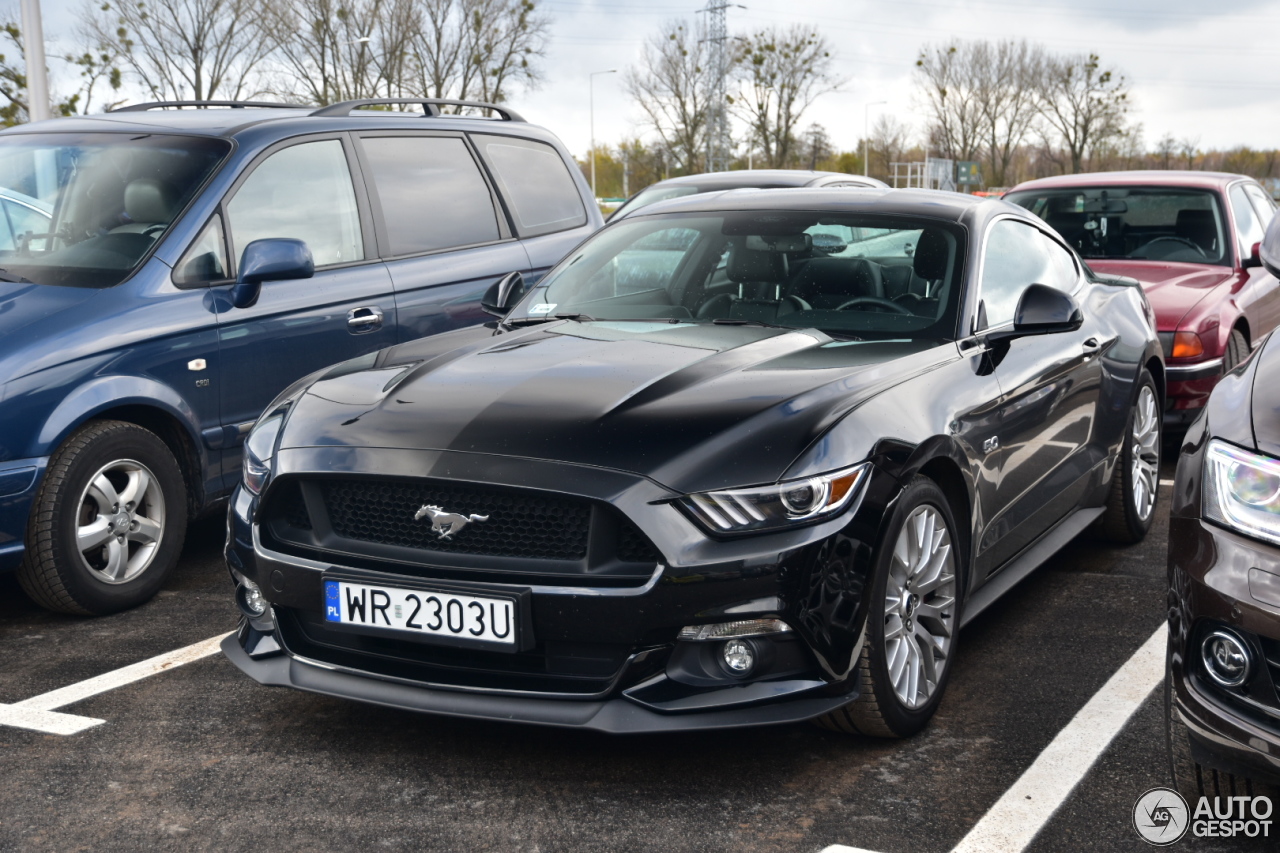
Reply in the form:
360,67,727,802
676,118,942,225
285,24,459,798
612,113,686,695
502,312,597,328
0,269,34,284
709,317,793,330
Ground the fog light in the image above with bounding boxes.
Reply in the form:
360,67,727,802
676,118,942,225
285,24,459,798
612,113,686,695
1202,629,1252,688
722,639,755,676
236,578,267,617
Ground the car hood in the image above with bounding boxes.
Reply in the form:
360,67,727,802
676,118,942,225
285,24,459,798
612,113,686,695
0,280,103,349
1086,260,1233,331
1251,332,1280,457
280,321,953,494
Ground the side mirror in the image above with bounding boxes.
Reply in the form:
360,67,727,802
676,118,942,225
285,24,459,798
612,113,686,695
1243,241,1263,270
230,238,315,309
1260,214,1280,277
481,271,526,317
987,283,1083,343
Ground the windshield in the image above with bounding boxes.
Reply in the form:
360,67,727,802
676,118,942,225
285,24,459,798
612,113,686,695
1004,186,1229,266
0,132,230,287
610,185,699,220
514,210,965,341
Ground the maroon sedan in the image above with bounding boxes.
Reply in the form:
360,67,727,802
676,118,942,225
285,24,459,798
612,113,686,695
1006,171,1280,430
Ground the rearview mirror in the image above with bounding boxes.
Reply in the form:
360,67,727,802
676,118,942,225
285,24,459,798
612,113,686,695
230,238,315,309
986,283,1083,344
481,271,526,317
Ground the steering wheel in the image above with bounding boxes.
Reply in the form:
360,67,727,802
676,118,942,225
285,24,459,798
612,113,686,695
836,296,914,315
1138,236,1207,259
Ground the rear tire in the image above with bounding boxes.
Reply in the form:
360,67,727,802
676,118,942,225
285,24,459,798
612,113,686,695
815,477,962,738
18,420,187,615
1094,370,1160,544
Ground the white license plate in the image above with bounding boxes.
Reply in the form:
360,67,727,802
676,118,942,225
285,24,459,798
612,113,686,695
323,579,516,646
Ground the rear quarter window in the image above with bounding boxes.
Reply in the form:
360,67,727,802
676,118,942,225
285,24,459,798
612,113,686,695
472,135,587,238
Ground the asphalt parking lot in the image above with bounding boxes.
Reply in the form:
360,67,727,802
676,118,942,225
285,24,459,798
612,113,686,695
0,460,1271,853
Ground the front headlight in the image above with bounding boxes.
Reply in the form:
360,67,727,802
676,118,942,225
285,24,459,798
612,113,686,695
678,463,870,535
242,411,285,495
1204,440,1280,546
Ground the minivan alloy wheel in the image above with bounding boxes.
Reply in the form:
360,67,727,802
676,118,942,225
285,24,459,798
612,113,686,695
1131,384,1160,522
75,459,166,584
884,504,957,710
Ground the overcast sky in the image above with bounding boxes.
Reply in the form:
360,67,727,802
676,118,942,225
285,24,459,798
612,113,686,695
24,0,1280,157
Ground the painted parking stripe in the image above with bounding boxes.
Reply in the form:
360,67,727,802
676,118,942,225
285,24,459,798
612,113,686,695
823,622,1167,853
0,632,230,735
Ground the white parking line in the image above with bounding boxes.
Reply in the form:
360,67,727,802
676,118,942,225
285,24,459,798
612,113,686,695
0,632,231,735
823,622,1167,853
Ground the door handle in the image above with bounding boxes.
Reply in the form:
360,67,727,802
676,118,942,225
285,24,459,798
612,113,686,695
347,306,383,331
1082,337,1100,354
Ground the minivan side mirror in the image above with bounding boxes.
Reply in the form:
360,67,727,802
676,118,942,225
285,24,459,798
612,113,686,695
1260,214,1280,278
481,271,526,317
230,238,315,309
986,283,1083,344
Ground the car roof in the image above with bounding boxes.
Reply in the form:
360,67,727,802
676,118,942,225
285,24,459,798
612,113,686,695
642,170,885,190
1009,170,1251,193
627,185,1008,225
0,106,553,142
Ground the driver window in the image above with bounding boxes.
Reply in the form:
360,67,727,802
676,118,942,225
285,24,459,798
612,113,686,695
981,220,1048,328
227,140,363,270
1230,184,1265,258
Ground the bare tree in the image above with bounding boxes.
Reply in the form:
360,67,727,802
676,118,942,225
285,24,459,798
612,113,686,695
1,17,122,123
1039,52,1129,174
82,0,274,102
869,113,912,177
267,0,417,104
1178,136,1200,170
914,41,983,165
1155,133,1177,170
463,0,549,104
730,25,841,169
623,19,710,174
973,40,1044,187
800,122,832,170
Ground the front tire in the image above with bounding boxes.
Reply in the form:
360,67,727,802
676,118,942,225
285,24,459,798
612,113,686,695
18,420,188,615
816,476,962,738
1094,370,1160,544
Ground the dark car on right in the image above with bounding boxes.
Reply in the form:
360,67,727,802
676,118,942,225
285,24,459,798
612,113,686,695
1166,212,1280,801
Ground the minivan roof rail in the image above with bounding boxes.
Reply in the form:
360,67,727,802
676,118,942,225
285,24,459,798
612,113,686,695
111,100,307,112
310,98,525,122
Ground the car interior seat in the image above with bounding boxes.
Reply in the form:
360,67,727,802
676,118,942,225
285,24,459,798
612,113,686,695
697,234,810,319
113,179,176,235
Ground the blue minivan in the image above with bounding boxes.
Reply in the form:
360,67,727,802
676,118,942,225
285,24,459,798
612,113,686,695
0,99,601,614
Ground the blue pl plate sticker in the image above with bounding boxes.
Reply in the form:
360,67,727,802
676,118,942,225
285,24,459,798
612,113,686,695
324,581,341,622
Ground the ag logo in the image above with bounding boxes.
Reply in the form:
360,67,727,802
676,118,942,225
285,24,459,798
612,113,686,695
1133,787,1190,846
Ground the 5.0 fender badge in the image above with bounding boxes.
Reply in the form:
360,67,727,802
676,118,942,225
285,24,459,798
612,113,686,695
414,505,489,540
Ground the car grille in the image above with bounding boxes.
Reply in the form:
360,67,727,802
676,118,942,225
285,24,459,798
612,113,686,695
261,476,663,582
321,478,592,561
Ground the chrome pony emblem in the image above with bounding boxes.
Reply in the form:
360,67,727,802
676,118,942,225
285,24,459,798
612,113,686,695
413,505,489,540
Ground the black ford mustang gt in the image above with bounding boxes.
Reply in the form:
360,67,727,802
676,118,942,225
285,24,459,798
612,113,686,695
224,188,1163,736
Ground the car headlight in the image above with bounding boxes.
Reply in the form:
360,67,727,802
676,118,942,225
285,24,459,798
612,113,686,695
1204,440,1280,546
242,411,285,495
678,463,870,535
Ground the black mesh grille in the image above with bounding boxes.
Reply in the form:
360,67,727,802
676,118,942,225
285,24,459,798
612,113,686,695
617,518,661,564
319,478,591,560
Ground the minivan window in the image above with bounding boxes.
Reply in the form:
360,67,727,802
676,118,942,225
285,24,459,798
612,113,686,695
0,133,229,288
473,135,586,237
361,136,499,255
228,140,363,269
173,215,228,286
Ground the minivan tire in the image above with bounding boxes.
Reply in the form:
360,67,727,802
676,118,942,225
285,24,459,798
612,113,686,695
18,420,187,615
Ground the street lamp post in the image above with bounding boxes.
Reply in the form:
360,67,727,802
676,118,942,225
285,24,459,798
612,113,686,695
19,0,50,122
863,100,887,178
589,69,617,202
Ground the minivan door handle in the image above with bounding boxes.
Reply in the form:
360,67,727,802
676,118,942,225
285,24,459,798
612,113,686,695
347,306,384,333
